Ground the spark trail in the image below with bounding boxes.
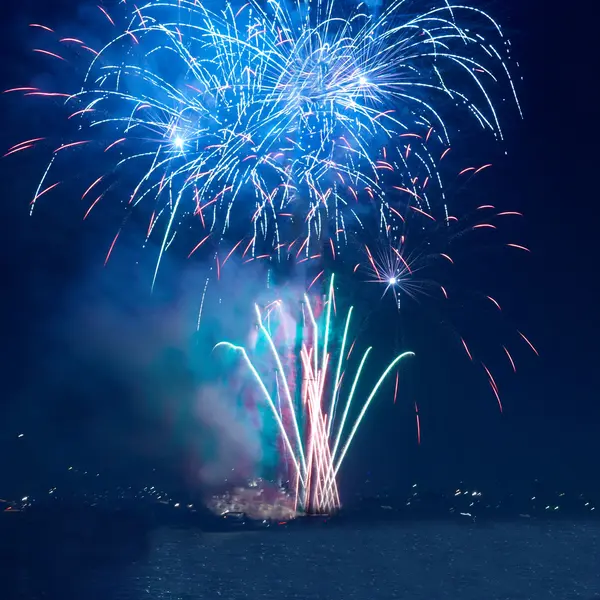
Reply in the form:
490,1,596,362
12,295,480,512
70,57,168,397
215,276,414,513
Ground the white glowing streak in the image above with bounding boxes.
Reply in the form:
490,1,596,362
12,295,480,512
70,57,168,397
321,274,335,388
328,305,353,437
304,294,319,375
331,347,372,464
254,303,307,476
214,341,306,486
152,189,182,291
335,351,415,475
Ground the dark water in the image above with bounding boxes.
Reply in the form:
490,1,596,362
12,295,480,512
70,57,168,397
2,519,600,599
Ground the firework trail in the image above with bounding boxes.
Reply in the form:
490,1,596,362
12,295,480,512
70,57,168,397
215,275,414,513
10,0,520,284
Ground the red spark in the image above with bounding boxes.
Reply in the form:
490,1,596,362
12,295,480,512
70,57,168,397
486,296,502,310
346,339,357,361
81,176,103,200
222,239,244,267
458,167,476,176
391,247,412,274
104,231,120,266
503,346,517,372
68,108,95,119
235,3,251,17
375,160,394,171
33,49,66,61
242,237,255,258
461,338,473,361
134,4,147,28
54,141,90,153
187,234,211,258
29,24,54,32
307,270,325,291
4,136,44,154
415,403,421,445
24,92,70,97
518,331,539,356
3,87,39,94
125,30,139,44
147,211,156,237
506,243,530,252
4,144,35,157
481,363,499,393
83,194,104,220
410,205,435,221
489,380,503,413
389,206,406,222
295,236,309,258
480,364,503,412
31,181,60,204
392,186,422,201
364,245,380,279
104,138,126,152
98,5,115,26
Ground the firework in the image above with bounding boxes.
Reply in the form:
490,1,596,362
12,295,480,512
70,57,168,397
215,275,414,513
11,0,519,283
349,199,538,421
8,1,535,480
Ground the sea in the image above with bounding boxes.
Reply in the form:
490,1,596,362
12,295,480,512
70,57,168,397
3,518,600,599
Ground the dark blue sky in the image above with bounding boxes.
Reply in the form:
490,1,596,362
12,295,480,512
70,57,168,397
0,0,597,499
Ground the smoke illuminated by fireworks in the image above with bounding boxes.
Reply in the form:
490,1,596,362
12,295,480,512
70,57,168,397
8,0,520,284
216,276,413,513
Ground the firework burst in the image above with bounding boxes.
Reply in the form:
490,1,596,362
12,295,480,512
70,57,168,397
6,1,536,501
215,276,414,513
9,0,520,282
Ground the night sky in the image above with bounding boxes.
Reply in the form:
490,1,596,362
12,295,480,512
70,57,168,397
0,0,597,501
